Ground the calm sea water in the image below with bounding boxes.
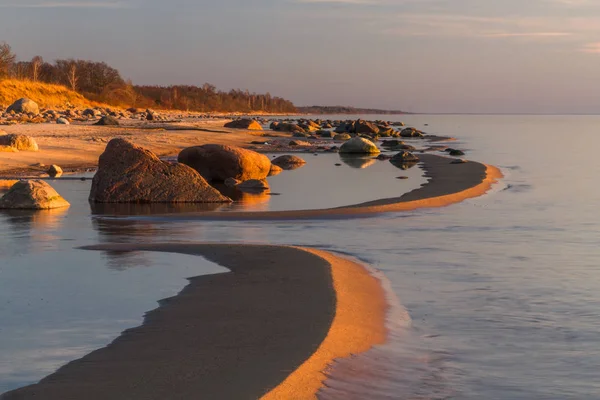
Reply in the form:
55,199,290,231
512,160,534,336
2,114,600,399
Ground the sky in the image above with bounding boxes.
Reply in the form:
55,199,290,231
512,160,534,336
1,0,600,113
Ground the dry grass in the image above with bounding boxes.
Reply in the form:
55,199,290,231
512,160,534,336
0,79,102,109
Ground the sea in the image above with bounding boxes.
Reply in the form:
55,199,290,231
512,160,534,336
1,114,600,399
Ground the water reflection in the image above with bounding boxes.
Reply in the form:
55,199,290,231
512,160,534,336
339,155,377,169
215,184,271,212
389,160,419,170
90,201,225,216
0,209,68,254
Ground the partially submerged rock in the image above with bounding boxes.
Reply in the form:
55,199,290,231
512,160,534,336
390,151,419,164
225,119,263,131
47,165,63,178
178,144,271,182
7,98,39,115
268,164,283,176
271,155,306,170
339,137,380,154
237,179,270,193
0,180,70,209
0,134,39,151
90,138,231,203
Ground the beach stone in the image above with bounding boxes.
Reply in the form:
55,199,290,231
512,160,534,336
339,137,380,154
82,108,99,117
178,144,271,182
354,120,380,135
400,127,425,138
268,164,283,176
449,149,465,156
376,154,393,160
0,180,70,209
0,134,38,151
271,155,306,170
0,145,18,152
94,116,119,126
47,165,63,178
237,179,269,192
390,151,419,164
56,117,70,125
7,98,39,115
269,121,280,130
275,123,305,133
224,119,263,130
333,133,352,141
224,177,241,188
90,138,231,203
289,140,311,146
451,158,468,164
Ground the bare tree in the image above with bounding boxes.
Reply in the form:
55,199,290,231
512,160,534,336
0,42,16,79
30,56,43,82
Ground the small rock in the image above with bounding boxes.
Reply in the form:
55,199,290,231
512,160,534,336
0,180,70,209
56,117,70,125
47,165,63,178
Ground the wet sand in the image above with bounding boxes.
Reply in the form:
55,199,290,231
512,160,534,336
134,154,503,221
1,244,386,400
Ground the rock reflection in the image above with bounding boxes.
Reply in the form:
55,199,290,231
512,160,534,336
215,184,271,212
389,160,419,170
90,202,225,216
339,155,377,169
0,208,68,254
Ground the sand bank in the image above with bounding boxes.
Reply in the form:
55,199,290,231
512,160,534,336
135,154,503,221
1,244,386,400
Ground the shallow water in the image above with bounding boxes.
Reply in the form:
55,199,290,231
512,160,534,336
3,114,600,398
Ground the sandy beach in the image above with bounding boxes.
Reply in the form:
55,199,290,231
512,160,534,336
1,244,386,400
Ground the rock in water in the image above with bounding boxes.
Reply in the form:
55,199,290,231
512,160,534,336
390,151,419,163
7,98,39,115
94,116,119,126
47,165,63,178
0,134,39,151
237,179,270,193
339,137,380,154
178,144,272,182
268,164,283,176
90,138,231,203
0,180,70,209
224,119,263,131
271,155,306,170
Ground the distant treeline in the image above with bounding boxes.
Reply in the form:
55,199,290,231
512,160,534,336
298,106,408,115
0,41,297,113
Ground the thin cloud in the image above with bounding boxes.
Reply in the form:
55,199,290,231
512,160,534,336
0,1,132,8
484,32,573,38
581,42,600,53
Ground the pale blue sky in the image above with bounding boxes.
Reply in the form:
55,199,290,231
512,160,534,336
1,0,600,113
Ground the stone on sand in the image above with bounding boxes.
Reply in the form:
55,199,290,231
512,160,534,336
225,119,263,131
7,98,39,115
0,134,39,151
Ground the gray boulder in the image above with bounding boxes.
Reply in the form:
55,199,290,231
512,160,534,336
339,137,380,154
7,98,39,115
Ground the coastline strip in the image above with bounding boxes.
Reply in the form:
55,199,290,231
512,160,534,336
1,244,387,400
132,154,503,221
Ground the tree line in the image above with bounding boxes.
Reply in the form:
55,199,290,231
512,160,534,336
0,42,297,113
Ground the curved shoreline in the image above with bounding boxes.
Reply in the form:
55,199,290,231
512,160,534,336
124,154,503,221
1,244,387,400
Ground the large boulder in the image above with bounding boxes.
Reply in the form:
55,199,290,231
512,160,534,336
275,123,305,133
0,134,39,151
225,119,263,131
339,137,380,154
7,98,39,115
90,138,231,203
354,120,380,135
178,144,271,182
94,116,119,126
271,155,306,170
0,180,70,209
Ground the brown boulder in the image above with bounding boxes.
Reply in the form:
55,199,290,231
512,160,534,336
178,144,271,182
272,155,307,170
90,138,231,203
0,180,70,209
0,134,38,151
225,119,263,131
